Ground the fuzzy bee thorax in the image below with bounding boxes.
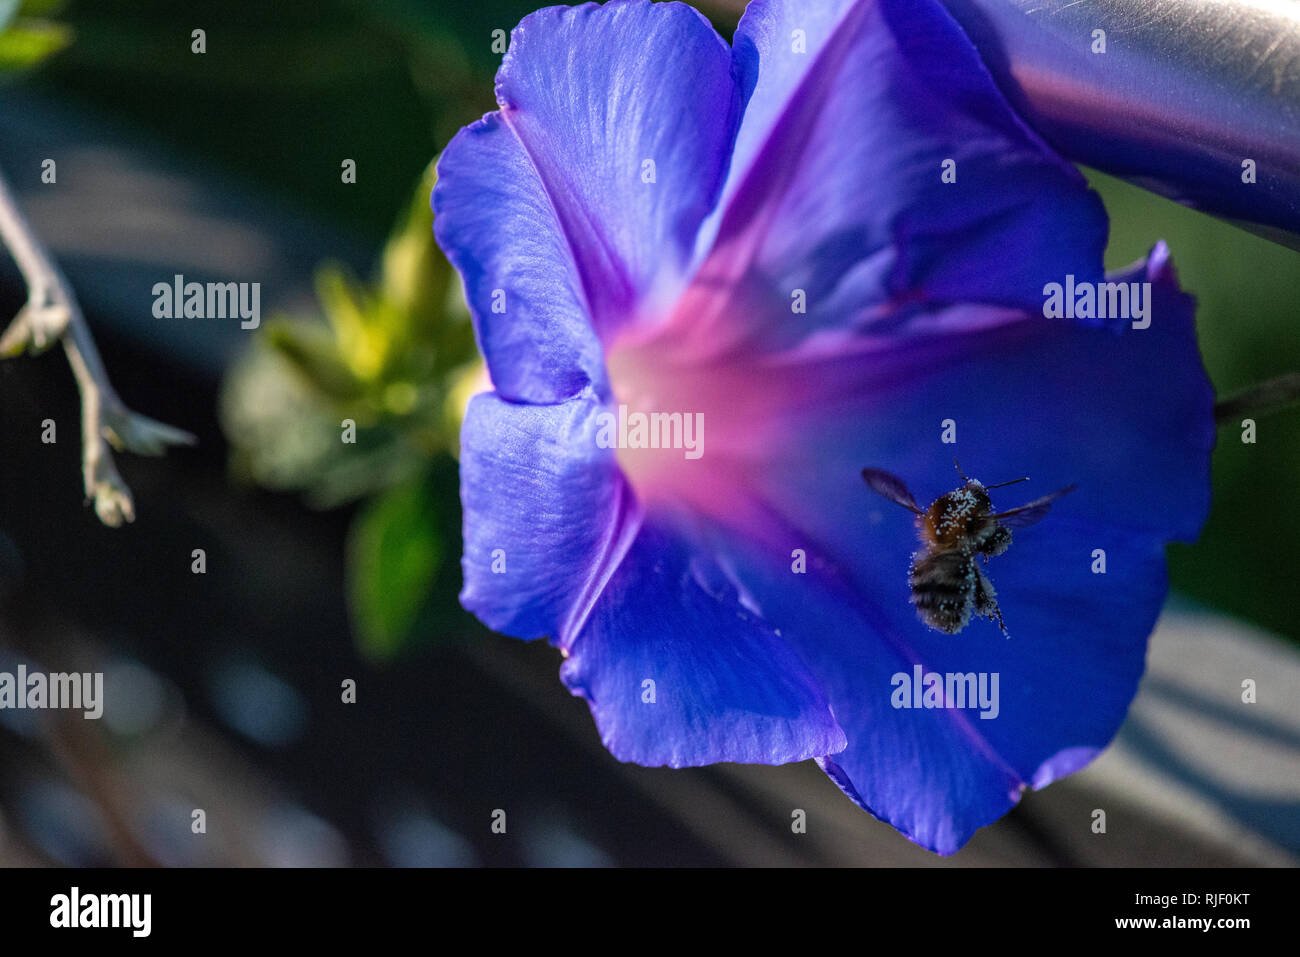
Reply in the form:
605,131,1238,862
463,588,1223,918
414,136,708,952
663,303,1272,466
919,482,995,548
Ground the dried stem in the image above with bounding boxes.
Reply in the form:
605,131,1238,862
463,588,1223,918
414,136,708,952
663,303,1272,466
0,164,194,526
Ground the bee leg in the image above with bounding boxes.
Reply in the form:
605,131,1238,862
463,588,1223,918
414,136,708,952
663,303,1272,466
978,525,1013,560
973,566,1008,638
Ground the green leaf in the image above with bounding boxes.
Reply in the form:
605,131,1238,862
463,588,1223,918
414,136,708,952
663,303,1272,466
0,18,71,71
222,154,481,510
0,2,18,31
381,161,451,329
346,473,442,661
264,319,365,401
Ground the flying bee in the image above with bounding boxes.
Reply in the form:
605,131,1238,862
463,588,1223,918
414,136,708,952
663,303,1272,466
861,460,1076,637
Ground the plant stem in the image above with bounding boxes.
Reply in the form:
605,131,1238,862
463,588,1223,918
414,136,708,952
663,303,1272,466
0,163,194,526
1214,373,1300,424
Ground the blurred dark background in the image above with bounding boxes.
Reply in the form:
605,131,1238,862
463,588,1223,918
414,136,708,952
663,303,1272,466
0,0,1296,867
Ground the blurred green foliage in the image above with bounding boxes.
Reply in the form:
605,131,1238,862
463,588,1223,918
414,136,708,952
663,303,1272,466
220,160,479,659
0,0,70,74
38,0,545,240
346,471,444,661
222,161,477,506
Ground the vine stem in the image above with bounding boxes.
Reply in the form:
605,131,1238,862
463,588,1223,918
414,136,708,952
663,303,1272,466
0,163,194,526
1214,373,1300,424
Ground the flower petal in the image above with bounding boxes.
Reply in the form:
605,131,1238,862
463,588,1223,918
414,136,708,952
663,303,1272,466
458,390,635,640
681,0,1108,359
672,246,1212,852
434,113,605,404
560,509,847,768
768,243,1213,542
710,509,1171,854
494,0,744,335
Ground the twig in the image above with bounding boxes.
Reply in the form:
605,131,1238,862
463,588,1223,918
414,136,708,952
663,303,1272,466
1213,372,1300,424
0,163,194,526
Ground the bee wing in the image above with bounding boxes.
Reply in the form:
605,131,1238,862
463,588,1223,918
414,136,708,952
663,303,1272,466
861,468,923,514
992,484,1077,529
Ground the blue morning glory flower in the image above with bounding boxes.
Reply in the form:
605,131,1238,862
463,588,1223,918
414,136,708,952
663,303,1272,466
432,0,1214,854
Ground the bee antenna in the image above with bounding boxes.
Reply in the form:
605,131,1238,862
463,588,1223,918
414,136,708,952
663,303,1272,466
986,476,1030,489
952,458,970,482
